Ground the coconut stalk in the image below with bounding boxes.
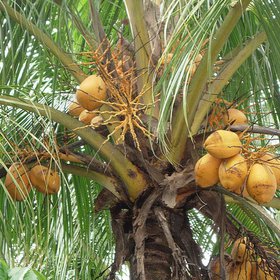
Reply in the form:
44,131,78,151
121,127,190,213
124,0,154,111
61,163,122,199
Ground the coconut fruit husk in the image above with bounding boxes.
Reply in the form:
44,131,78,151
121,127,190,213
79,110,96,125
251,258,275,280
194,153,222,188
68,101,84,117
4,163,31,201
261,153,280,190
90,115,104,128
204,130,242,159
208,254,232,280
246,163,277,204
76,74,107,111
241,185,251,198
228,260,252,280
30,165,60,194
231,238,253,263
219,154,248,194
223,108,247,126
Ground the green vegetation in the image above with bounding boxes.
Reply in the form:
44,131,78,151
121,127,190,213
0,0,279,279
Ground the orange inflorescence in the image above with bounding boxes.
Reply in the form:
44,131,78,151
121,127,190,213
207,98,230,129
207,97,252,132
76,45,155,150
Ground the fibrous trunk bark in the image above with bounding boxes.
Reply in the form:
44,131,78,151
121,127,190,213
130,205,209,280
110,185,209,280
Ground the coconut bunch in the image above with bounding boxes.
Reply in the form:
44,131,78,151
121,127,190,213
229,237,277,280
194,108,248,188
4,163,60,201
4,163,32,201
209,237,277,279
209,255,252,280
223,108,248,128
251,258,278,280
195,128,279,204
208,100,248,130
68,74,106,127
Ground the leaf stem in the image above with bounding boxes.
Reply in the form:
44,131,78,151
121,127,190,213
0,1,85,83
191,32,267,135
0,96,148,200
224,195,280,211
124,0,154,111
221,189,280,238
168,0,252,164
61,163,122,199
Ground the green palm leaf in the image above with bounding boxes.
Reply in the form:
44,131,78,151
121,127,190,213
0,0,280,279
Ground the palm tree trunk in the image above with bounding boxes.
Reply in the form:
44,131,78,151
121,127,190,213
111,187,209,280
131,207,209,280
131,211,173,280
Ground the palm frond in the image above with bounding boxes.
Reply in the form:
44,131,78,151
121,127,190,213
0,1,280,279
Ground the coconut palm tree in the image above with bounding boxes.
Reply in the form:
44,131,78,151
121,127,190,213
0,0,279,279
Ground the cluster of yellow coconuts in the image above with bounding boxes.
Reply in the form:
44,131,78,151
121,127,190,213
4,163,60,201
68,74,107,126
210,237,276,279
195,108,279,204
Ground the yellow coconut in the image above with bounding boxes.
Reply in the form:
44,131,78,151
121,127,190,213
76,74,107,111
79,110,96,125
209,254,232,280
4,163,31,201
68,101,84,117
228,261,252,280
194,153,222,188
90,115,104,128
209,257,222,280
251,259,275,280
231,238,253,263
204,130,242,159
251,261,258,279
261,153,280,190
29,165,60,194
219,154,248,194
223,108,248,126
209,255,232,280
241,185,251,198
246,163,277,204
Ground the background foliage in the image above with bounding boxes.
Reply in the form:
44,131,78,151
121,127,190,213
0,0,279,279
